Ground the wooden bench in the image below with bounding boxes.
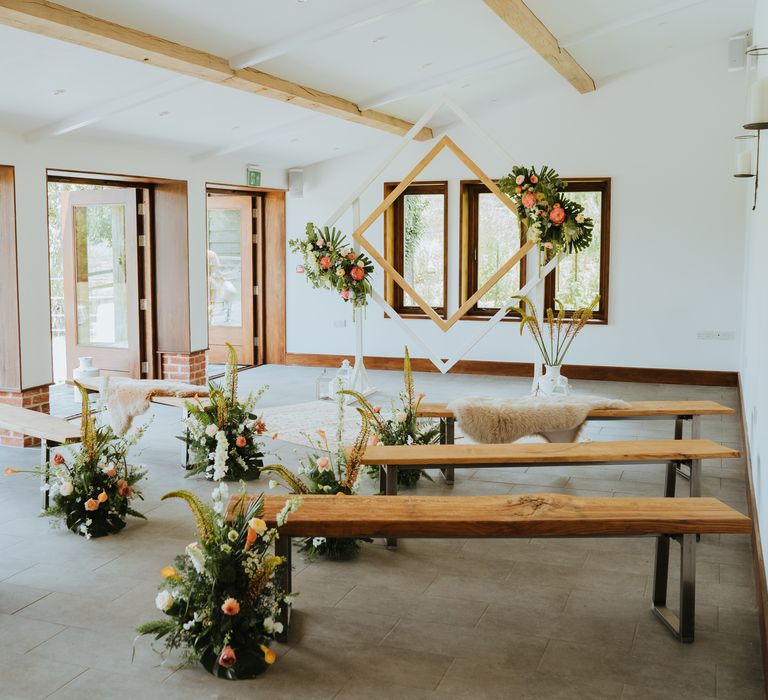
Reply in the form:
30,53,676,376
0,404,81,509
359,439,739,500
227,493,751,644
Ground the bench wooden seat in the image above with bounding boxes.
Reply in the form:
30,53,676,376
227,493,751,644
357,439,739,500
0,404,81,509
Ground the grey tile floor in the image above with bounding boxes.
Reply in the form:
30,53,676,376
1,365,763,699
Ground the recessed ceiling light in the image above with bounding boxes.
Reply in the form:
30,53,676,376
333,146,341,151
158,111,170,117
421,62,432,69
232,125,241,130
372,35,386,44
297,0,309,3
461,83,471,89
52,89,66,96
290,137,300,143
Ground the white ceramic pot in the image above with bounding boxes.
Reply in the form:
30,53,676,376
537,364,561,396
72,356,99,401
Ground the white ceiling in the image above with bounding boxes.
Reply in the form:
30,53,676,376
0,0,755,167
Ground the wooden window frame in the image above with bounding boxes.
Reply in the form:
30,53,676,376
383,180,448,318
459,180,526,319
460,178,610,324
543,178,611,324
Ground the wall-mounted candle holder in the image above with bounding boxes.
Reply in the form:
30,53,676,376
734,134,757,178
741,46,768,209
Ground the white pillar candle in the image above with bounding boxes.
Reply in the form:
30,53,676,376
736,150,752,175
750,78,768,124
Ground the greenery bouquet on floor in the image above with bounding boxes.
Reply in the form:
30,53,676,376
262,386,372,561
137,487,299,680
4,385,147,538
182,344,268,481
289,223,374,309
343,347,440,489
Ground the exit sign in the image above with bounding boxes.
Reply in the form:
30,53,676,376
246,166,261,187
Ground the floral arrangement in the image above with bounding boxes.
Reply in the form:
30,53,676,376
4,385,147,538
499,166,594,255
262,383,371,561
182,344,268,481
509,294,600,367
289,223,374,309
343,347,440,489
137,487,299,680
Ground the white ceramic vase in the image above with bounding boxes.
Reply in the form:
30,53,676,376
72,356,99,401
536,364,569,397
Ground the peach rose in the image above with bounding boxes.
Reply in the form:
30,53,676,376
252,419,267,435
160,565,178,579
341,289,350,300
117,479,132,498
53,453,66,466
347,252,356,260
319,255,331,269
336,268,345,277
515,174,525,185
515,185,522,194
549,205,566,225
221,598,240,616
84,498,99,511
316,457,330,472
521,192,536,209
350,266,365,281
235,436,247,448
218,646,236,669
97,491,108,503
102,466,117,478
530,174,539,184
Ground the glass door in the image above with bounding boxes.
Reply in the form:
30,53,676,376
62,189,141,378
207,195,254,365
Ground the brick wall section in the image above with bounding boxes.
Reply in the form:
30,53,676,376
160,350,207,385
0,385,51,448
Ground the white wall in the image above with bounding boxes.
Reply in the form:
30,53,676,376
0,130,286,389
742,0,768,570
285,43,746,371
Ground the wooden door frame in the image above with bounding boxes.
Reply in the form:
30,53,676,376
206,183,285,365
61,187,142,379
206,193,255,365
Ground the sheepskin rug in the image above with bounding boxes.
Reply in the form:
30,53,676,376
448,395,631,444
99,378,208,434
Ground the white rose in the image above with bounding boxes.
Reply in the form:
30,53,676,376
186,542,206,574
263,617,284,634
395,411,407,423
205,423,218,437
59,481,74,497
155,590,173,611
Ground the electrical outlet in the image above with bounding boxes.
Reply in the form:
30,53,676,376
714,331,736,340
333,319,347,328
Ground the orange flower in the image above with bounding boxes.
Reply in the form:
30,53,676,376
221,598,240,616
102,466,117,478
270,433,279,441
97,492,108,503
335,492,346,497
52,453,65,466
218,646,236,669
260,644,276,665
3,468,18,475
84,498,99,511
235,436,247,448
252,419,267,435
160,565,178,579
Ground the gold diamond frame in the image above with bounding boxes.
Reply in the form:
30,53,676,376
351,134,534,332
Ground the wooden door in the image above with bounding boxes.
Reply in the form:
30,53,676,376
62,189,141,379
207,195,254,364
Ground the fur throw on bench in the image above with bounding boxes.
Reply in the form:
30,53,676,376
447,395,631,444
98,378,208,435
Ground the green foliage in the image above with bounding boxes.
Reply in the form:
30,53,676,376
137,484,299,680
288,223,374,308
498,165,593,255
343,348,440,489
32,384,147,538
182,344,267,481
403,194,429,264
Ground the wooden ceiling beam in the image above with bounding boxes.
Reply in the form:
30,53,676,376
482,0,595,94
0,0,433,140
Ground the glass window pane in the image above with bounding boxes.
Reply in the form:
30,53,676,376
554,190,602,310
402,192,444,308
477,192,520,309
208,209,243,328
74,203,128,348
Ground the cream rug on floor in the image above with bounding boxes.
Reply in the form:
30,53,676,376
260,400,363,451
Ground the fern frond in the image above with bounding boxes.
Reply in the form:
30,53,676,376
225,342,238,405
161,490,216,542
403,346,414,407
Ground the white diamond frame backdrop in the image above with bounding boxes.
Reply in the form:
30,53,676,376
324,97,559,379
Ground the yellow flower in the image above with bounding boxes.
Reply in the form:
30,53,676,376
97,491,108,503
3,468,18,475
260,644,276,665
160,565,179,579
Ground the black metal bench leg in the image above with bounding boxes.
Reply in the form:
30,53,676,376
379,465,386,495
275,535,291,643
385,464,398,549
443,418,455,484
651,533,696,643
40,439,51,511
